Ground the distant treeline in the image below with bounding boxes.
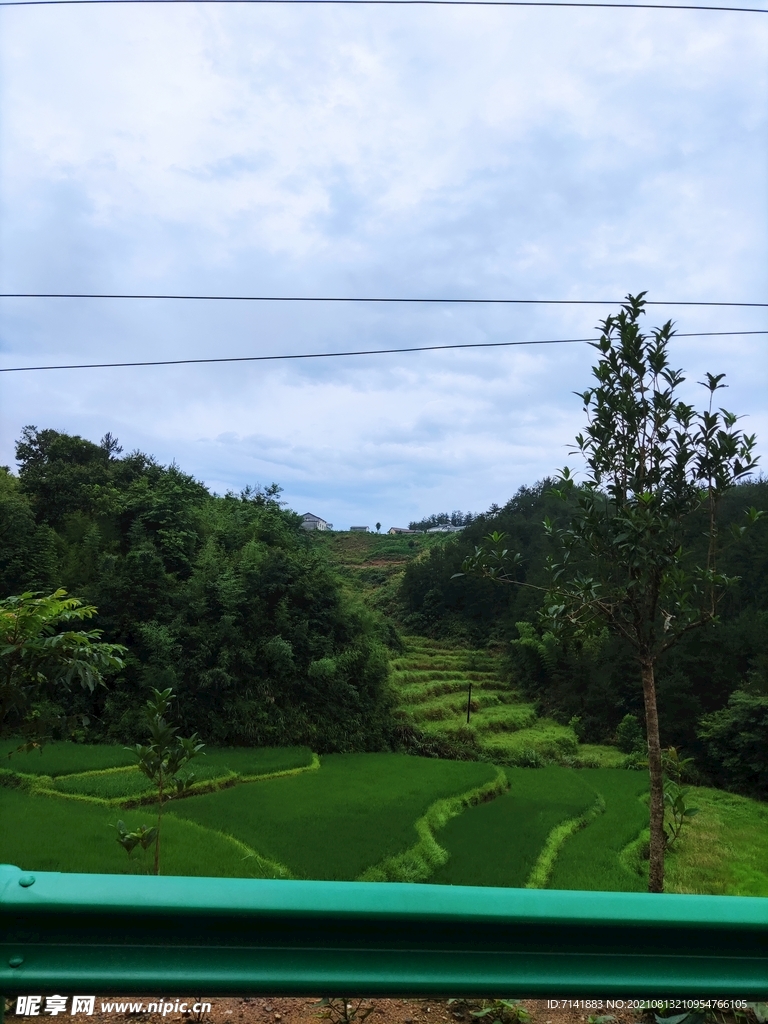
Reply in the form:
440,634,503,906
0,427,397,751
399,478,768,796
409,510,476,531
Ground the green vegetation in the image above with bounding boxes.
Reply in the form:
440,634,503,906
2,741,764,895
4,744,314,802
390,637,583,765
399,482,768,801
126,686,205,873
169,752,495,880
401,484,768,780
0,786,285,878
697,691,768,799
664,787,768,897
570,744,628,768
1,410,765,896
429,767,596,887
4,747,501,882
309,528,447,623
547,769,649,892
184,745,314,776
51,767,156,800
0,589,126,744
359,766,507,883
460,296,762,892
616,714,645,754
0,739,134,774
1,431,396,753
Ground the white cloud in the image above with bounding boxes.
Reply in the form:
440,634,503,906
1,2,766,528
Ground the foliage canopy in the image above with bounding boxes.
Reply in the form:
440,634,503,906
0,588,126,744
1,428,397,753
457,294,762,890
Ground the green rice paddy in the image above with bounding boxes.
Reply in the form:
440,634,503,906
428,766,597,888
2,737,763,895
547,768,650,891
45,746,314,800
0,740,135,775
169,752,496,880
0,787,280,877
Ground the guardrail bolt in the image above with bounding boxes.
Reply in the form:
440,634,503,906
8,957,24,968
18,876,35,888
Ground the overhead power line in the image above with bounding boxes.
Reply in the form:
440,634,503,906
1,330,765,373
1,0,766,10
2,293,767,307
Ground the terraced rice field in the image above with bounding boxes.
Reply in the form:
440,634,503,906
0,746,499,882
1,741,764,894
170,752,498,880
429,766,598,888
391,638,579,762
547,768,651,891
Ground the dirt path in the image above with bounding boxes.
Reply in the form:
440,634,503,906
56,995,675,1024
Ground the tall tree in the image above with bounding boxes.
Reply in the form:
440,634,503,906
460,294,761,892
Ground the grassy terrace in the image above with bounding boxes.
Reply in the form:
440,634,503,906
391,638,582,763
308,529,447,618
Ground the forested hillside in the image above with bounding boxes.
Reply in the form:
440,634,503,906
3,427,765,799
0,428,395,751
400,478,768,785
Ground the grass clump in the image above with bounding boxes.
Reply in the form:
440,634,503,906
547,768,649,891
576,744,630,768
663,787,768,896
170,752,496,880
471,704,539,734
428,766,596,888
482,721,579,761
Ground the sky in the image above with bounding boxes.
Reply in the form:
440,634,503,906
1,0,767,530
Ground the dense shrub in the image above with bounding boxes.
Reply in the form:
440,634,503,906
697,691,768,799
2,428,397,752
616,714,645,754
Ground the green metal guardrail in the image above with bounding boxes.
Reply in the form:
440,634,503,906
1,864,766,999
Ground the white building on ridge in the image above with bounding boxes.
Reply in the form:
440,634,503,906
302,512,333,531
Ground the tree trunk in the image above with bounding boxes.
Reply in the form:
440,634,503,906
640,657,664,893
154,777,163,876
